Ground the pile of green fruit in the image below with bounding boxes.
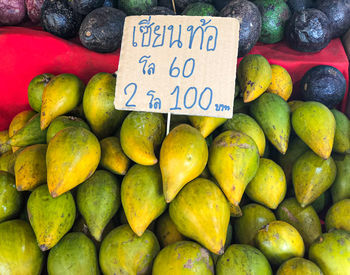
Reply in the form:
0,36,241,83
0,54,349,275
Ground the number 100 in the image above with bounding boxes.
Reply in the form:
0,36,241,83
170,86,213,111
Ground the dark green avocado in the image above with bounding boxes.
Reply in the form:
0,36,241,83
118,0,157,15
68,0,104,15
221,0,262,57
182,2,218,16
253,0,291,44
316,0,350,38
175,0,213,12
41,0,83,39
287,0,315,12
300,65,346,109
285,8,331,52
146,6,175,15
79,7,126,53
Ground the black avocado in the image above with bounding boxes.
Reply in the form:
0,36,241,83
117,0,157,15
68,0,104,15
103,0,118,7
146,6,176,15
287,0,316,12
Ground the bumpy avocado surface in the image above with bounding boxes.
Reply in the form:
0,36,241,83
68,0,104,15
287,0,315,12
175,0,213,12
300,65,346,109
79,7,126,53
221,0,262,57
147,6,175,15
182,2,218,16
316,0,350,38
285,8,331,52
41,0,82,39
118,0,157,15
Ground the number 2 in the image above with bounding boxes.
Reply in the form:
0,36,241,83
124,83,137,107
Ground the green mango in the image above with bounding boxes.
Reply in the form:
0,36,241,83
27,185,76,251
83,73,126,138
309,230,350,275
46,116,90,143
99,224,160,275
211,223,233,263
276,197,322,248
278,137,309,184
0,220,43,275
331,109,350,153
233,98,250,114
222,113,266,156
331,153,350,203
0,171,23,222
47,232,99,275
216,244,272,275
0,130,11,155
153,241,214,275
325,199,350,232
77,170,121,241
233,203,276,246
6,147,24,175
292,150,336,207
292,101,335,159
276,257,323,275
9,114,47,147
122,164,166,237
250,93,291,154
28,73,55,112
311,190,331,214
288,100,304,113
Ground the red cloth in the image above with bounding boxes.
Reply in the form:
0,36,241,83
0,26,349,131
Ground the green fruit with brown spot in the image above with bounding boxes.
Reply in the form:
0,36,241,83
0,151,13,173
309,230,350,275
331,153,350,203
276,257,323,275
331,109,350,153
292,150,336,207
250,93,291,154
325,199,350,232
216,244,272,275
77,170,121,241
0,220,43,275
28,73,55,112
152,241,214,275
276,197,322,248
233,203,276,246
0,171,23,222
0,130,11,155
99,224,160,275
83,73,126,138
47,232,99,275
27,185,76,251
156,211,186,248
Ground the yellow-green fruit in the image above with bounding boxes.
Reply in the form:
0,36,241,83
331,109,350,153
14,144,47,191
325,199,350,232
100,136,130,175
255,220,305,266
292,101,335,159
0,130,11,155
292,150,336,207
47,127,101,197
0,171,23,222
77,170,121,241
278,137,308,183
47,232,99,275
267,64,293,101
276,197,322,248
156,211,186,248
188,116,227,138
233,203,276,246
309,230,350,275
216,244,272,275
169,178,230,255
288,100,304,113
0,151,13,173
83,73,126,138
160,124,208,202
238,54,272,103
222,113,266,156
121,112,165,166
5,148,23,175
276,257,323,275
331,154,350,203
28,73,55,112
233,98,250,114
27,185,76,251
0,220,43,275
46,115,90,143
250,93,291,154
153,241,214,275
99,224,160,275
122,164,166,237
246,158,286,209
208,130,259,209
41,73,84,130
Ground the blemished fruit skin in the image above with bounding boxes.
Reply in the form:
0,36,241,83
325,199,350,232
0,130,11,155
28,73,55,112
276,257,323,275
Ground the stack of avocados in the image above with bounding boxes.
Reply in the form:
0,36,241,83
0,52,349,274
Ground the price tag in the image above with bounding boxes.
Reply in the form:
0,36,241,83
114,15,240,119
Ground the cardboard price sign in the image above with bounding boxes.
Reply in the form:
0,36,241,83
115,15,240,119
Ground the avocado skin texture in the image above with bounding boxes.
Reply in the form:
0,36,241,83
300,65,346,109
287,0,315,13
68,0,105,15
146,6,175,15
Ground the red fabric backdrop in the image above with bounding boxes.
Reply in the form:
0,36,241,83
0,26,348,131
